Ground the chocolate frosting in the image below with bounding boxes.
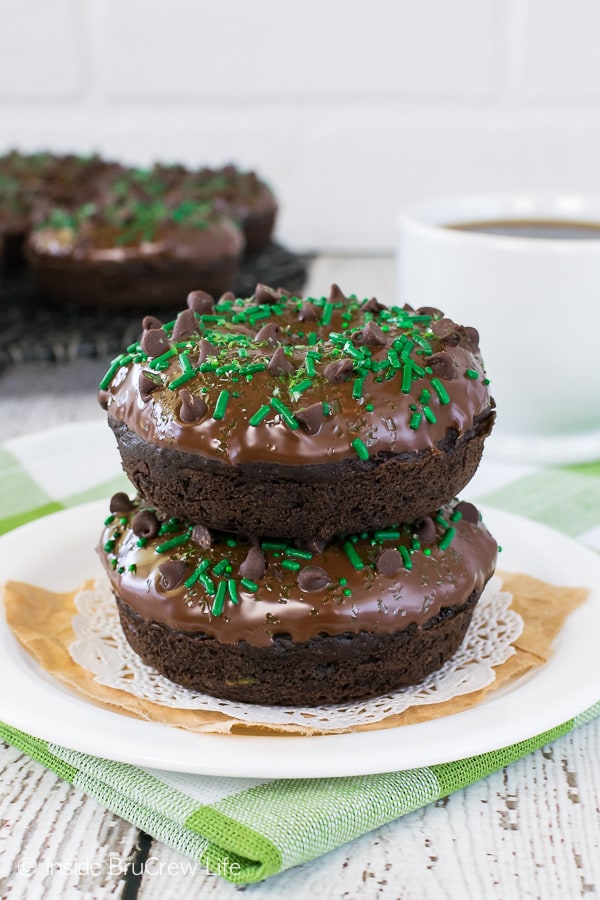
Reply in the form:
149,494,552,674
99,498,498,648
98,288,494,467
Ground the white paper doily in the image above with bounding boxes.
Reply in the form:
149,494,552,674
69,575,522,730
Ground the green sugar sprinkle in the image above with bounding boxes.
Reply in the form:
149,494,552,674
292,378,313,394
270,397,299,430
228,579,239,605
422,405,437,424
249,404,271,426
284,548,313,560
148,349,176,370
465,369,479,379
104,514,115,526
261,540,288,551
155,529,192,554
431,378,450,405
136,537,148,548
419,388,431,403
373,529,400,541
240,578,258,593
198,573,216,595
423,547,432,556
409,412,422,430
212,559,229,576
99,360,123,390
169,370,196,390
281,559,301,572
240,363,266,375
212,390,230,420
184,559,210,589
103,540,115,553
321,302,334,326
305,356,316,376
179,351,192,373
387,349,401,369
439,527,456,550
352,378,364,400
401,361,413,394
450,509,463,522
307,332,318,346
399,546,413,570
343,541,365,570
128,564,137,573
343,588,352,597
211,580,227,616
351,437,369,461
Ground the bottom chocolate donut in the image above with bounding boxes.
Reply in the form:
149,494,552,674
98,495,498,706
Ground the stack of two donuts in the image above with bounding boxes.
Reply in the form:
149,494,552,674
98,283,498,705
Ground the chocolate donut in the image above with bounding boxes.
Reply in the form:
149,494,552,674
99,495,498,705
99,284,495,540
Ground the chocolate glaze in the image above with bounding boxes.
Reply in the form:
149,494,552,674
99,498,498,648
99,291,494,467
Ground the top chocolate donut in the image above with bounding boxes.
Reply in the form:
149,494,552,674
99,283,495,540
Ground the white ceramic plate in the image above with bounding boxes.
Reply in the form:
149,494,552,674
0,501,598,778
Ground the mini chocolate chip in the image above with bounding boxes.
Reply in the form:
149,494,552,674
186,290,215,313
277,286,294,298
191,524,213,549
357,320,386,347
132,509,159,539
158,560,188,591
253,283,279,305
328,283,346,303
426,351,457,380
414,516,436,543
298,301,320,322
402,302,415,312
416,306,444,318
376,548,403,576
219,291,236,302
455,501,479,524
297,565,330,592
463,326,480,351
361,296,386,313
198,338,217,364
268,346,294,376
98,389,110,410
239,546,266,581
255,322,280,344
295,402,324,435
178,389,207,423
110,492,134,513
324,358,354,383
297,536,327,554
430,318,461,345
142,315,163,332
141,328,170,358
171,308,198,342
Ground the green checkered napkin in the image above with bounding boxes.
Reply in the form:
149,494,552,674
1,423,599,884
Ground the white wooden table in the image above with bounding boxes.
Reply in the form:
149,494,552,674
1,257,599,899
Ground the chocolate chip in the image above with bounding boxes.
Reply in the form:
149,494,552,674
158,560,188,591
277,286,294,298
253,283,279,305
109,492,134,513
98,389,110,410
255,322,280,344
198,338,217,364
297,565,330,592
295,402,324,435
328,283,346,303
132,509,159,539
463,326,480,351
430,318,461,346
357,320,386,347
361,297,386,313
139,370,162,402
141,328,170,358
191,524,213,549
186,290,215,313
376,548,403,576
142,315,163,332
416,306,444,318
298,301,320,322
324,358,354,383
267,346,294,376
178,389,207,423
171,308,198,342
426,351,457,380
239,546,266,581
219,291,236,302
455,501,479,524
414,516,436,543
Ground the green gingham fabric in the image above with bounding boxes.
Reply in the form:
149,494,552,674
1,422,599,884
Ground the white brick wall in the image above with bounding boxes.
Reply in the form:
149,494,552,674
2,0,600,250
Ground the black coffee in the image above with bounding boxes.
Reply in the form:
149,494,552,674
446,219,600,240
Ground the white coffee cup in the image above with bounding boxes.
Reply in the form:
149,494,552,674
398,194,600,463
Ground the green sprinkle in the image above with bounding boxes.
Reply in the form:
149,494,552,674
399,546,413,569
103,540,115,553
148,349,176,370
240,578,258,593
136,537,148,548
211,580,227,616
401,361,413,393
261,540,288,550
213,390,230,420
292,378,313,394
365,402,374,412
99,360,123,390
198,573,216,595
305,356,316,377
409,412,422,430
249,404,271,426
307,331,318,346
322,402,331,416
483,378,490,386
212,559,229,576
423,547,432,556
451,509,463,522
128,563,137,573
465,369,479,379
228,579,239,605
343,541,365,570
351,438,369,461
419,388,431,403
343,588,352,597
226,538,237,547
104,514,115,526
184,560,210,588
281,559,301,571
339,577,347,586
439,527,456,550
240,363,267,375
431,378,450,405
422,405,437,424
321,302,334,326
373,529,401,541
155,530,192,554
387,349,401,369
270,397,299,430
352,378,365,400
179,351,192,373
284,548,313,560
168,370,196,390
